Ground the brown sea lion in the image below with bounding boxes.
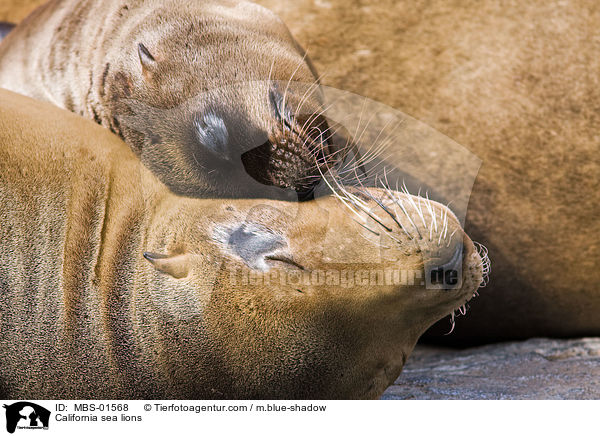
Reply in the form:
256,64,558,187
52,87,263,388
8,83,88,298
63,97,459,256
0,89,485,399
0,0,338,200
259,0,600,344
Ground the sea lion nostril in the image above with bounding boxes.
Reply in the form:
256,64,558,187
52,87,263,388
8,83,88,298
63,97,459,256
442,243,464,274
427,243,464,290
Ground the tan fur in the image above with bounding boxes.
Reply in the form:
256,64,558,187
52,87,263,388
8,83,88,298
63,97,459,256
253,0,600,343
0,89,482,399
8,0,591,346
0,0,335,198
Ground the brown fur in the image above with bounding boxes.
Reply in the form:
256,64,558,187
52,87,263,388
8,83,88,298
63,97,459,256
6,0,594,343
0,0,336,199
0,89,482,399
257,0,600,343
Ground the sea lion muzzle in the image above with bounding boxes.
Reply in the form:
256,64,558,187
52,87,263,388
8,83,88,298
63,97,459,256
426,243,464,290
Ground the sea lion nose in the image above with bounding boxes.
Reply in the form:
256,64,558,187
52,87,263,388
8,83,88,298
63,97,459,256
442,243,464,273
425,243,464,290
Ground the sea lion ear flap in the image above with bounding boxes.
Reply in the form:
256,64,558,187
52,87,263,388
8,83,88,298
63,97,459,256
143,252,189,279
137,43,158,79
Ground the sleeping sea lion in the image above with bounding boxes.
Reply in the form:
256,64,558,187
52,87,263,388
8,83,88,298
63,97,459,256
0,88,486,399
0,0,339,199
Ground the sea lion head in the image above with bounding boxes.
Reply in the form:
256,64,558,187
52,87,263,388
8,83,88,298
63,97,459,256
138,186,488,398
105,1,339,200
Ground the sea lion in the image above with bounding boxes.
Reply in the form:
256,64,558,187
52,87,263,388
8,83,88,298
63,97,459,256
0,89,485,399
260,0,600,344
0,0,338,200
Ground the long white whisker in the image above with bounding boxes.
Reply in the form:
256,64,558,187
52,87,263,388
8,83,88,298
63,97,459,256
280,51,310,132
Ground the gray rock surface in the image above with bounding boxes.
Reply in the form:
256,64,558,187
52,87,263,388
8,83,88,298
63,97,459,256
382,338,600,400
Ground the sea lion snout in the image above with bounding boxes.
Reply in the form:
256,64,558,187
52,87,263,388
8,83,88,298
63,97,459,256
425,243,464,290
322,187,486,301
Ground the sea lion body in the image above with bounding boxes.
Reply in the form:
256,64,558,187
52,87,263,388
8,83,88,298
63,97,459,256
0,89,484,399
0,0,334,199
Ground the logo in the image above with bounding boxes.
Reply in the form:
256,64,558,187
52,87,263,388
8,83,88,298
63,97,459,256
3,402,50,434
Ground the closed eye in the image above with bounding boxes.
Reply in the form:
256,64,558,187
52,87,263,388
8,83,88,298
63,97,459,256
264,254,305,270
